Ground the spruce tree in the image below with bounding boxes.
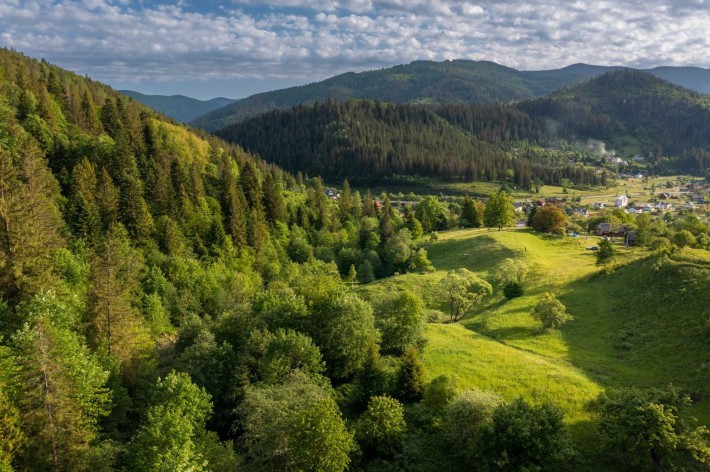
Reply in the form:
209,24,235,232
88,224,152,377
261,171,286,224
96,167,119,230
395,347,425,402
338,179,353,223
12,292,111,472
0,138,65,300
69,158,101,240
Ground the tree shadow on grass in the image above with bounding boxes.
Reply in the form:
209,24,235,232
427,234,519,273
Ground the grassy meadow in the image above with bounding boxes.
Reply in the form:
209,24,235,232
356,227,710,466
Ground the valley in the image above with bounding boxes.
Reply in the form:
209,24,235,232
0,45,707,472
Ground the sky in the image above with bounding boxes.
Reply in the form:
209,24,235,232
1,0,708,100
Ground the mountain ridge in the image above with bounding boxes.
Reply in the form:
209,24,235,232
119,90,239,123
192,60,710,131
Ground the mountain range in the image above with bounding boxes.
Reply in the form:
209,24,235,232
119,90,238,123
189,60,710,131
216,69,710,184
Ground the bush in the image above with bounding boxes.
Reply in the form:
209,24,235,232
444,389,503,460
531,292,573,331
475,398,575,471
503,282,524,299
356,396,406,458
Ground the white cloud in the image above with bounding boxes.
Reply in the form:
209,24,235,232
0,0,707,89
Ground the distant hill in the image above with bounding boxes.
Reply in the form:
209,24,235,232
215,99,601,187
218,71,710,184
120,90,238,122
192,60,710,131
516,69,710,168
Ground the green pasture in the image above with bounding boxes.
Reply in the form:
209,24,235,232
356,227,710,460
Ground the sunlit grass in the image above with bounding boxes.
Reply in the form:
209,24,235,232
356,226,710,450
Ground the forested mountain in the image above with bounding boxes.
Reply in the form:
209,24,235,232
0,48,444,471
192,60,710,131
119,90,238,122
517,70,710,174
216,99,603,188
218,71,710,185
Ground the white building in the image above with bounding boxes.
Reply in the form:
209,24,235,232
615,195,628,207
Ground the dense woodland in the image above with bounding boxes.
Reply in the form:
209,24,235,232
1,48,709,472
216,99,605,188
217,71,710,186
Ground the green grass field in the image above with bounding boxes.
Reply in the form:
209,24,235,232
356,228,709,468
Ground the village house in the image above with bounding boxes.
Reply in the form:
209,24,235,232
595,222,627,237
656,201,673,210
615,195,628,207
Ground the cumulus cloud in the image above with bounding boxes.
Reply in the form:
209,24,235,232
0,0,707,89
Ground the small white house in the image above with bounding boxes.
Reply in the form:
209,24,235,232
615,195,628,207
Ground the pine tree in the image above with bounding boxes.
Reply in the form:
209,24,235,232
0,138,65,300
362,189,376,217
394,347,425,403
218,154,247,248
247,206,270,251
460,194,483,228
88,224,152,377
261,171,286,224
12,292,111,472
100,98,123,139
96,167,119,230
69,158,101,240
338,179,353,223
346,264,357,286
378,195,395,241
239,160,262,208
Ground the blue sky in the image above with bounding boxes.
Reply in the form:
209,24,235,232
1,0,708,100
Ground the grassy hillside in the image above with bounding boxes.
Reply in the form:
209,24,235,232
356,228,710,457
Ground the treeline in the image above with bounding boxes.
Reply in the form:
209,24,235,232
216,99,603,188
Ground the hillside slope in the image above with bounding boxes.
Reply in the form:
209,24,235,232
518,69,710,169
215,99,602,187
119,90,238,122
358,229,710,423
217,72,710,186
192,60,710,131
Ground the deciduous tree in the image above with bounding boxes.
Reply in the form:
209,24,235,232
483,190,515,231
437,269,493,323
591,386,710,471
531,292,572,331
